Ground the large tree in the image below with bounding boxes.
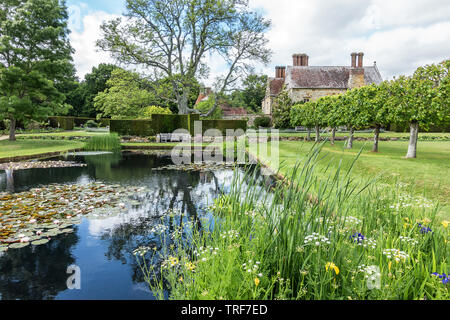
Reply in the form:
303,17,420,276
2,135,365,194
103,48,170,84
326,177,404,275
0,0,74,140
388,61,449,158
272,86,293,129
97,0,271,115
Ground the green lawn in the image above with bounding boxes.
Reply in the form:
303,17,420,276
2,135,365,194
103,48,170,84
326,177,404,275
18,130,109,138
0,139,84,159
249,130,449,139
252,140,450,220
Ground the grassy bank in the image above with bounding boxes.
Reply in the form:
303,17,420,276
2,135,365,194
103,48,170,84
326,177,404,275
253,140,450,220
0,139,84,159
136,145,449,300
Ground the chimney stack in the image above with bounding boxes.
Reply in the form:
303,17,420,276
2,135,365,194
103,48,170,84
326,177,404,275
351,52,357,68
275,66,286,79
293,53,309,66
357,52,364,68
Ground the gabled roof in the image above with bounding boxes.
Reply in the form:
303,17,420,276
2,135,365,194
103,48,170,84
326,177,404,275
285,66,383,89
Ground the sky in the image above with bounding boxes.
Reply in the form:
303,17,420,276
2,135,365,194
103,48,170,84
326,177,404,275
66,0,450,84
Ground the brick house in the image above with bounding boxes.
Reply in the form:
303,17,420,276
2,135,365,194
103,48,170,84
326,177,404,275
262,52,383,115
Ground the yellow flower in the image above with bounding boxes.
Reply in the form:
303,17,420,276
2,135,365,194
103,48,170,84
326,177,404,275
325,262,340,275
388,261,392,271
185,262,196,272
254,277,260,287
442,220,449,228
178,276,183,283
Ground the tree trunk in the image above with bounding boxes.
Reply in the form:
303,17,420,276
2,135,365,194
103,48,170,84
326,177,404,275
347,127,354,149
306,128,311,141
331,127,336,145
372,124,380,153
9,116,16,141
406,122,419,159
315,125,320,142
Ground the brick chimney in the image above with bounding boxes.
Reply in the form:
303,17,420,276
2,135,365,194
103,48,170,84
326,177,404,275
357,52,364,67
301,54,309,66
293,54,301,66
348,52,365,89
275,66,286,79
351,52,357,68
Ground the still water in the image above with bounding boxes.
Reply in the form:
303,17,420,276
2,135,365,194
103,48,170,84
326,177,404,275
0,151,262,300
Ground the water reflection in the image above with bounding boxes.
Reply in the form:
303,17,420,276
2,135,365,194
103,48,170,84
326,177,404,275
0,152,243,300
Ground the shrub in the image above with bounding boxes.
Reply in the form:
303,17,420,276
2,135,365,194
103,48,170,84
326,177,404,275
253,116,272,128
272,88,293,129
85,120,99,128
139,106,172,118
84,133,121,152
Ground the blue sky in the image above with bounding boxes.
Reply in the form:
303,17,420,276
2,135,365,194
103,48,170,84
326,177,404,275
67,0,450,84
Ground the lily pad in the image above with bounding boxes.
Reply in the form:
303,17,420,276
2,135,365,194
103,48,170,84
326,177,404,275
8,242,30,249
31,239,49,246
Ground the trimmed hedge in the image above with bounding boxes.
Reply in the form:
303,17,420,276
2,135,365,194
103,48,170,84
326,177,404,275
389,123,450,133
49,116,74,130
49,116,110,129
110,114,247,137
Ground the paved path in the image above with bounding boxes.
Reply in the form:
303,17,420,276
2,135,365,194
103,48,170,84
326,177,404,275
0,135,8,141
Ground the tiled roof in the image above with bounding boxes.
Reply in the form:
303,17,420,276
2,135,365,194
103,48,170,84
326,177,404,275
268,78,285,95
285,66,383,89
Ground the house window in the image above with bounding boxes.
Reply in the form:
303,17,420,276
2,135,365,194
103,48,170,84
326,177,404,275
303,98,310,103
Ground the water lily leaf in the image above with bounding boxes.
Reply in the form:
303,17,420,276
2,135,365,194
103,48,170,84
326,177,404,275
31,239,49,246
9,242,30,249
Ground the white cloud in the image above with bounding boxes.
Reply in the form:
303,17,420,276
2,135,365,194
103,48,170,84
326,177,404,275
250,0,450,80
69,1,450,82
69,11,120,80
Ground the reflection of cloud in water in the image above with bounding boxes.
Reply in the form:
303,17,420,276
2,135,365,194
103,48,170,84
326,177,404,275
132,282,153,293
87,170,237,237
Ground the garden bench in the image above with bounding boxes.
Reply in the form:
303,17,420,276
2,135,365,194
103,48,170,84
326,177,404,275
157,133,191,143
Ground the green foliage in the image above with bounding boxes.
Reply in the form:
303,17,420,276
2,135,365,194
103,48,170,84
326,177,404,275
195,98,223,119
137,144,450,300
253,116,272,128
94,68,156,119
97,0,271,114
139,106,172,118
272,88,293,129
110,114,246,137
84,133,121,152
85,120,99,128
227,74,268,112
48,116,74,130
0,0,74,140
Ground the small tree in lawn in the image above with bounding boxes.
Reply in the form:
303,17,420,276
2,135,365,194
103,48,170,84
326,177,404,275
350,84,391,152
315,95,341,145
0,0,74,141
272,86,293,129
388,60,449,158
338,89,362,149
290,101,322,142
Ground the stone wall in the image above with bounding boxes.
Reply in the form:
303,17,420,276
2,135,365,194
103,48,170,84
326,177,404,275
222,114,260,127
288,88,346,102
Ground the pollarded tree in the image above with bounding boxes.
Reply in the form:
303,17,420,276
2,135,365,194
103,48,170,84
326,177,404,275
323,94,346,145
97,0,272,115
336,89,362,149
0,0,74,140
349,84,391,152
388,60,449,158
290,100,325,142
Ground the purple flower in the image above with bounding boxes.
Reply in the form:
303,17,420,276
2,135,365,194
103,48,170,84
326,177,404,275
417,223,432,234
431,273,449,285
350,233,365,244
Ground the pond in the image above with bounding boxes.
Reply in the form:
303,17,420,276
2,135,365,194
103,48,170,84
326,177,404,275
0,151,268,300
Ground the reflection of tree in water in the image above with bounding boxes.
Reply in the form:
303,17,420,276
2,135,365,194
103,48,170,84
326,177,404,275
100,169,223,285
0,230,79,300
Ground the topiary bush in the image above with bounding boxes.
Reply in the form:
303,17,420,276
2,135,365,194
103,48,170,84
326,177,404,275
85,120,99,128
253,116,272,128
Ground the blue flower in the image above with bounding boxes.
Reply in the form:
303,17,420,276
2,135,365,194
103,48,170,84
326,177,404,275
431,272,449,285
350,233,365,244
417,223,432,234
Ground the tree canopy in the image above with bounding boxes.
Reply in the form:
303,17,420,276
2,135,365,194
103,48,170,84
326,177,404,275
97,0,271,115
0,0,74,140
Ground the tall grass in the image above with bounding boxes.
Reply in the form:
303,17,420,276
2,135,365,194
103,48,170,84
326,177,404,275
135,142,449,300
83,133,121,152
